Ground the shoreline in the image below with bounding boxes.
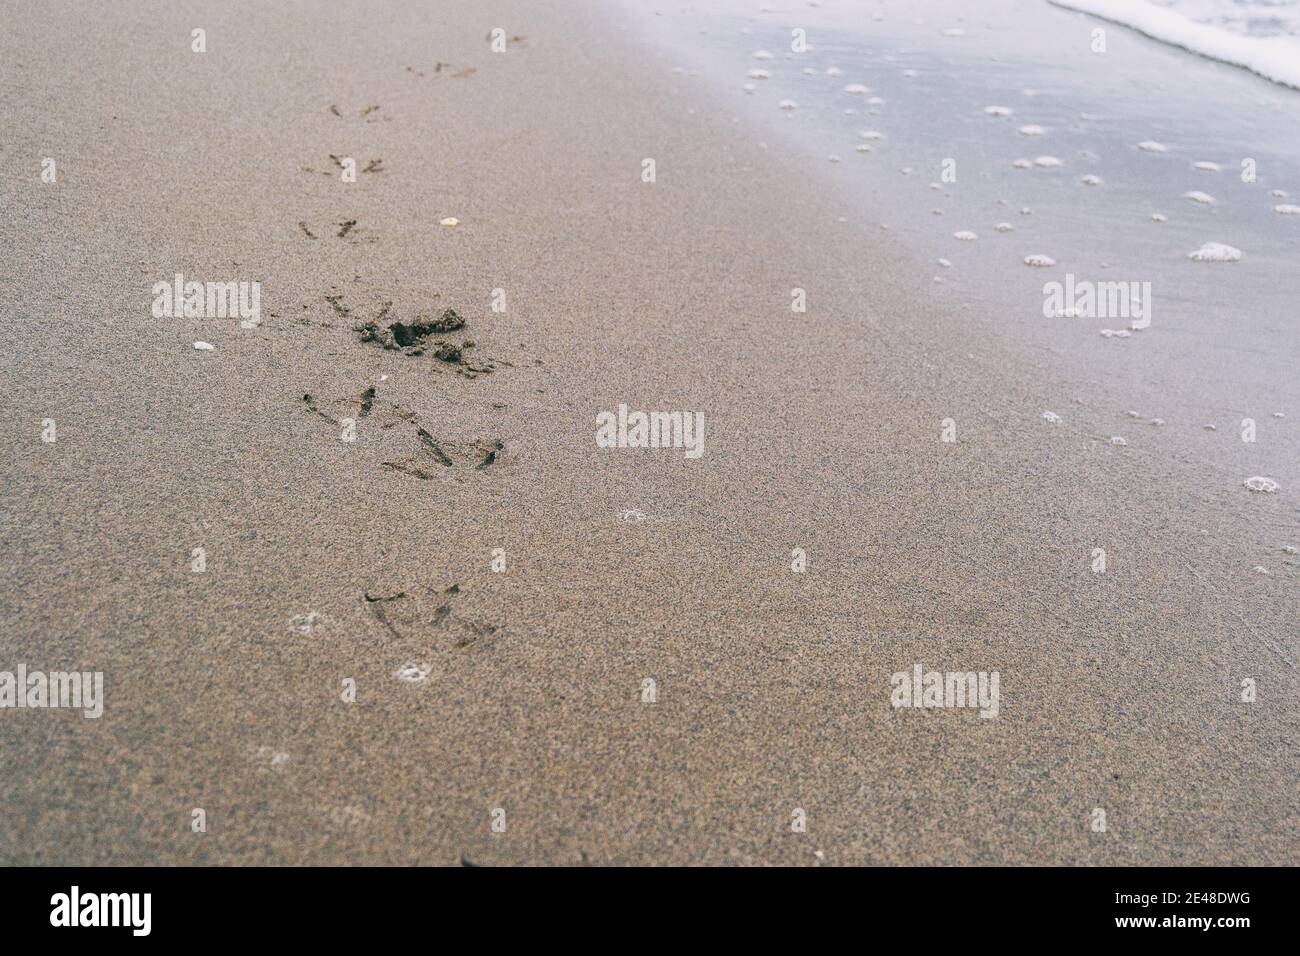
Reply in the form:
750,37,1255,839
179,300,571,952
1,0,1295,865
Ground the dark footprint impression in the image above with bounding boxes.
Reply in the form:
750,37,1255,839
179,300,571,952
300,385,505,479
363,582,500,651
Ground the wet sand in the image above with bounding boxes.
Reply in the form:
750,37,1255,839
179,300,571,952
0,0,1295,865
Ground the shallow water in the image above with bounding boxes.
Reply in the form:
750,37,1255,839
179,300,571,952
624,0,1300,489
1159,0,1300,39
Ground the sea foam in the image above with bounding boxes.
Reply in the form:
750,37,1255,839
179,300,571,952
1049,0,1300,89
1187,242,1241,261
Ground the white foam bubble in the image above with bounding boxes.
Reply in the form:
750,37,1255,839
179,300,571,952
1187,242,1242,262
1183,190,1215,204
1035,155,1063,167
859,130,884,140
778,99,798,110
1109,436,1129,446
1019,124,1047,136
1244,475,1279,493
1151,213,1168,222
1192,161,1221,172
984,106,1012,117
1024,254,1056,267
193,340,215,350
953,230,978,241
752,50,774,59
843,83,870,95
1137,140,1168,153
1081,174,1103,185
394,662,430,682
1274,204,1300,215
1012,158,1032,169
1041,410,1063,424
747,69,770,79
995,222,1014,232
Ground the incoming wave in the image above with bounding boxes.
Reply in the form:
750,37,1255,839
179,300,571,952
1049,0,1300,89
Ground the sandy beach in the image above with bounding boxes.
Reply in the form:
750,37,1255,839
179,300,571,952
1,0,1296,866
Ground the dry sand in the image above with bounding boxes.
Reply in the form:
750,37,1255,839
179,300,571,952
0,0,1295,865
